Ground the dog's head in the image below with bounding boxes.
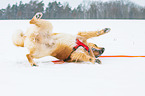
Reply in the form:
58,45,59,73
88,43,105,58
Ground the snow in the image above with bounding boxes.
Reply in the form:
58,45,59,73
0,20,145,96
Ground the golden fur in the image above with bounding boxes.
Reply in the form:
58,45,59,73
12,13,110,66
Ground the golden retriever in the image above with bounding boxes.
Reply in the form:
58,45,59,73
12,12,110,66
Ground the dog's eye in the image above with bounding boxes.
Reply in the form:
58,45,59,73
94,44,98,47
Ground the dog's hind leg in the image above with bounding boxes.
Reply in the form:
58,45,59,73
77,28,111,41
29,13,42,25
29,12,53,34
26,54,38,66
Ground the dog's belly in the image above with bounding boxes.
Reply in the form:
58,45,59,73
24,26,55,58
24,37,55,58
25,33,77,59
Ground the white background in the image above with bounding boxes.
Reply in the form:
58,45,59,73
0,20,145,96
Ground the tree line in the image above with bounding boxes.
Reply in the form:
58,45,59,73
0,0,145,19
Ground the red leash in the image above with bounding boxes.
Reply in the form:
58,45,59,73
52,60,64,64
100,55,145,58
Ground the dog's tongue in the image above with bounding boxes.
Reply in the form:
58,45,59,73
52,60,64,64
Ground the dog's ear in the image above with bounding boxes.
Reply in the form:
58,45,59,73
88,43,99,49
94,44,98,47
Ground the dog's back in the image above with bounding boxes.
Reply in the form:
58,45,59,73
50,33,77,60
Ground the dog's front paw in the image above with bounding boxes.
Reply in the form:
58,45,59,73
95,59,102,64
89,58,96,64
31,63,38,67
103,28,111,33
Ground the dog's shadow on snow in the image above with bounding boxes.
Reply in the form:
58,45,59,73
16,60,93,67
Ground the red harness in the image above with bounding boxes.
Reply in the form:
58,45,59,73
73,39,90,52
64,39,90,61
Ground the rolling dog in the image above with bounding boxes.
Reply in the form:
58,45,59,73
12,12,110,66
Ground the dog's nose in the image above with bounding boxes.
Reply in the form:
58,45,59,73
99,48,105,54
102,48,105,53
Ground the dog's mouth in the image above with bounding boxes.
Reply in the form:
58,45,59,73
92,47,105,58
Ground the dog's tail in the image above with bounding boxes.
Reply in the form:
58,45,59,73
12,30,25,47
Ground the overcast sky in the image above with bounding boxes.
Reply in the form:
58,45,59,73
0,0,145,9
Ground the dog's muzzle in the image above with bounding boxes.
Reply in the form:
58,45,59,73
92,47,105,58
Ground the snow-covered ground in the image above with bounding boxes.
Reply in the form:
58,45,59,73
0,20,145,96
